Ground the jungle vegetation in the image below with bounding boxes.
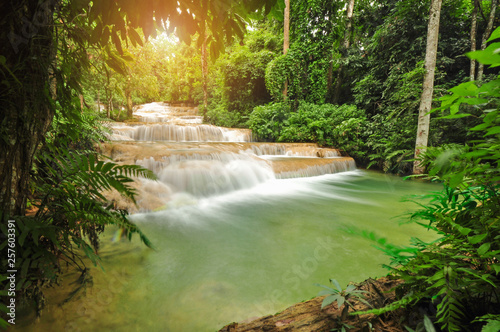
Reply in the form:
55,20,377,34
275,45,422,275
1,0,499,331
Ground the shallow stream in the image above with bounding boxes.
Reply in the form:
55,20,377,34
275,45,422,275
13,103,439,331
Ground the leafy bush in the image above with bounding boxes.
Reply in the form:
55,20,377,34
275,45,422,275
204,103,244,128
364,112,416,174
248,101,368,159
247,102,291,141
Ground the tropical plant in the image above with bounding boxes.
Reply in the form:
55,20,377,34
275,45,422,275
355,27,500,332
316,278,370,321
0,105,156,324
248,101,368,159
247,101,291,141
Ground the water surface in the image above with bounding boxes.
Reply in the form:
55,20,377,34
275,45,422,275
14,170,439,332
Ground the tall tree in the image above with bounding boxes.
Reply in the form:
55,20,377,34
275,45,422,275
413,0,443,174
200,0,209,109
470,0,479,80
283,0,290,100
1,0,57,218
332,0,355,104
477,0,498,81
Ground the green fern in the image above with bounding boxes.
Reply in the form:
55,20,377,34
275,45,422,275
1,112,158,319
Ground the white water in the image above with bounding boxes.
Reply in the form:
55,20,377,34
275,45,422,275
108,102,252,142
104,103,357,211
134,102,203,123
139,154,275,197
247,144,340,157
109,123,252,142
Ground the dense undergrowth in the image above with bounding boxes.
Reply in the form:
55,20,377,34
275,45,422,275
352,34,500,332
0,105,155,328
248,101,368,163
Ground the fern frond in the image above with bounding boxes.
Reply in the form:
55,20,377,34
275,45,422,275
436,292,465,332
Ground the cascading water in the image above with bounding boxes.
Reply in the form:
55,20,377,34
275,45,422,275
102,102,357,211
15,102,439,332
110,123,253,142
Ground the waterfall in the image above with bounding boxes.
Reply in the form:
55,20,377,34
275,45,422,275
103,102,357,212
246,143,340,157
136,153,275,197
109,124,252,142
274,158,356,178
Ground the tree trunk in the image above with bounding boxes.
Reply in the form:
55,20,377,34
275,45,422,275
97,90,101,112
332,0,355,104
477,0,498,81
282,0,290,100
470,0,479,81
106,97,111,119
200,0,209,114
413,0,442,175
79,94,85,111
201,35,208,109
126,91,133,118
108,97,113,119
0,1,56,221
117,103,123,120
126,77,133,118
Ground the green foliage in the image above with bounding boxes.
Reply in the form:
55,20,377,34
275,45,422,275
206,27,278,127
316,279,370,310
364,112,416,174
247,101,291,141
0,105,156,321
81,2,281,116
248,101,368,157
357,61,442,174
260,0,347,105
339,0,480,173
357,28,500,331
315,279,370,323
473,314,500,332
158,36,203,103
394,184,499,330
265,45,329,104
266,48,305,101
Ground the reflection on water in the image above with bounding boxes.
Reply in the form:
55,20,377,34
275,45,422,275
14,170,439,332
